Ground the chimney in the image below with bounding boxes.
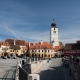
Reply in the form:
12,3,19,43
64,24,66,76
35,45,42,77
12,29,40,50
41,40,43,45
29,42,30,47
14,39,16,45
33,41,35,46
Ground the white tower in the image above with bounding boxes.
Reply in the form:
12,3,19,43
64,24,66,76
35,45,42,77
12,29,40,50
50,21,59,47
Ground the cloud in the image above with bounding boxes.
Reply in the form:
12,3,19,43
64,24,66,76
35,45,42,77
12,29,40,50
59,25,80,45
5,25,20,39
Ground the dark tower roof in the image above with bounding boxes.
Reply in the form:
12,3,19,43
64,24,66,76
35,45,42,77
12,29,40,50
51,22,57,28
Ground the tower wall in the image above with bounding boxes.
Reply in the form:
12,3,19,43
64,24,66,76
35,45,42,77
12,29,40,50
50,23,59,47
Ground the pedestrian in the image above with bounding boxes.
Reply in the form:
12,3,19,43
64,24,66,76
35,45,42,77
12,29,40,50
47,58,49,63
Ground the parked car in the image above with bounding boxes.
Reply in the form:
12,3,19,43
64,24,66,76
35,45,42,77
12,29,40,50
3,56,7,59
12,54,17,59
7,56,11,59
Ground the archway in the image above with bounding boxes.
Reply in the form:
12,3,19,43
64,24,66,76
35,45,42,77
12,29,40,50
44,54,47,57
10,54,13,56
55,53,58,58
38,54,40,58
16,54,18,57
35,54,37,58
48,55,50,58
32,53,35,58
21,54,24,58
4,52,8,56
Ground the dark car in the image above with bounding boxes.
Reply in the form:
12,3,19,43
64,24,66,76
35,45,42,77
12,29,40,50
3,56,7,59
7,56,11,59
49,58,51,60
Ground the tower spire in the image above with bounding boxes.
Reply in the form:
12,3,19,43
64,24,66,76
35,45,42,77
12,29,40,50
51,19,56,27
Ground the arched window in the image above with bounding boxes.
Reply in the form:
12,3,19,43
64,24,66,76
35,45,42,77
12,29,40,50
39,50,40,52
13,50,14,52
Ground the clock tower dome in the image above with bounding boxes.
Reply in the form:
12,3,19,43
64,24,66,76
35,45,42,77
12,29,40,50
50,21,59,47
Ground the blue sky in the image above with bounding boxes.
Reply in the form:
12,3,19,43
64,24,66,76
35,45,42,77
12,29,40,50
0,0,80,45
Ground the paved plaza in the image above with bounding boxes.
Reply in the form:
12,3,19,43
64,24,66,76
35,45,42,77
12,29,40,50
0,58,22,79
0,58,77,80
36,58,76,80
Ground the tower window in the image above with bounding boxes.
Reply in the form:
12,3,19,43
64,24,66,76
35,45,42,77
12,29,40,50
54,28,55,30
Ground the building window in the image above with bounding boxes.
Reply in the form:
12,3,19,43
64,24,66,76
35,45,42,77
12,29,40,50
13,50,14,52
42,50,43,52
39,50,40,52
32,50,34,52
54,28,55,30
10,50,12,52
48,50,49,52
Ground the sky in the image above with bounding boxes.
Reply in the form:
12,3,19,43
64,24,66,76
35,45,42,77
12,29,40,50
0,0,80,45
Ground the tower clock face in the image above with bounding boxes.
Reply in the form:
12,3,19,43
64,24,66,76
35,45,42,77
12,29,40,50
53,31,56,34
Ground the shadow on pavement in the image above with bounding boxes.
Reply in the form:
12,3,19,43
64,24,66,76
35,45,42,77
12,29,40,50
37,62,76,80
0,67,16,80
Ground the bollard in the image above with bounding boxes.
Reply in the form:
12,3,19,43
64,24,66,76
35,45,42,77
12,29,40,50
22,60,25,65
15,61,21,80
28,74,40,80
20,60,22,67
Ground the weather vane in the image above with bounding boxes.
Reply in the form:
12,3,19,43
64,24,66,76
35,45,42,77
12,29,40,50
53,19,55,22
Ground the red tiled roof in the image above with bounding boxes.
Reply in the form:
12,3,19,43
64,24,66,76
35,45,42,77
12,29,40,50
0,41,9,46
53,46,59,51
16,40,25,46
5,39,20,49
29,42,53,49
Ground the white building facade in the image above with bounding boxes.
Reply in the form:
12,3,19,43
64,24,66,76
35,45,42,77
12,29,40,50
50,22,59,47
